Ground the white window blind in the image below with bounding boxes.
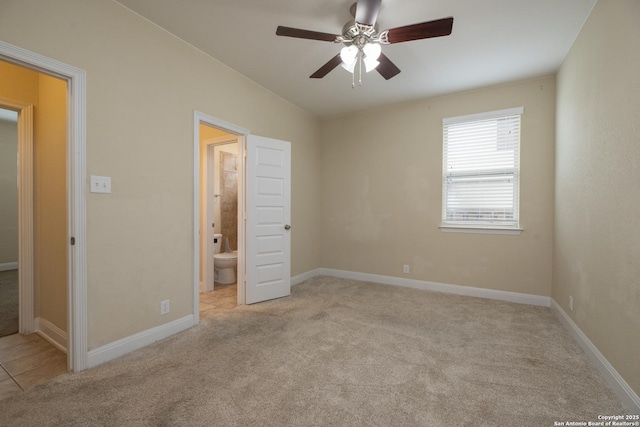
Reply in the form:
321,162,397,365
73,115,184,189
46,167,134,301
442,107,523,228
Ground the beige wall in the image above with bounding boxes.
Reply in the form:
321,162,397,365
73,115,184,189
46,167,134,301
0,60,67,333
320,76,556,296
0,0,321,349
0,117,18,265
555,0,640,396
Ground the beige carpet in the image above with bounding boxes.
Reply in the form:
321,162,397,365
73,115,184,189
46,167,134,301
0,269,19,337
0,275,627,426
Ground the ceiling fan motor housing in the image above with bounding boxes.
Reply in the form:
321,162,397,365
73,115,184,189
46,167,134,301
341,22,379,46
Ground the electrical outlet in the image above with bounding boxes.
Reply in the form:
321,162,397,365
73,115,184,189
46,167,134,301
403,264,410,274
569,296,573,312
160,299,170,315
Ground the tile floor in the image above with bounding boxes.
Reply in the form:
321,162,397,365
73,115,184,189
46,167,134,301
0,333,67,401
199,282,237,319
0,282,237,402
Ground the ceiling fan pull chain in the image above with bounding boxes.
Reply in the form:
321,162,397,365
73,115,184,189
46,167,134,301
351,66,355,88
358,54,363,86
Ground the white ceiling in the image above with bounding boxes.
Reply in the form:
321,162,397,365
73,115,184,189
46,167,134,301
115,0,596,119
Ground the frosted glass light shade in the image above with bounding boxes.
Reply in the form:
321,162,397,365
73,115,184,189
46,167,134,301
362,42,381,72
363,42,381,60
364,58,380,72
340,45,358,73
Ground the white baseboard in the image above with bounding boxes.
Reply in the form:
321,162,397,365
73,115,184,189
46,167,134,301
291,268,322,286
85,270,316,370
87,314,194,369
35,317,68,354
0,262,18,272
317,268,551,307
551,299,640,413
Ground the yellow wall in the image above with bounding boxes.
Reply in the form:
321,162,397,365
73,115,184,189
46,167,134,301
320,76,556,296
0,60,38,103
555,0,640,396
0,60,67,333
200,125,229,141
0,0,321,349
35,74,68,331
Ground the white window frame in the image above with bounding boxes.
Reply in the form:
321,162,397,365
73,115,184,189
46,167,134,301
440,107,524,235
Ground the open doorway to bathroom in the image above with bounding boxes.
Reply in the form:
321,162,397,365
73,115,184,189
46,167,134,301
198,123,240,318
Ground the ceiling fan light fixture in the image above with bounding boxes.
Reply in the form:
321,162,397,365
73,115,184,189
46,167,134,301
362,42,381,72
363,42,381,60
340,45,358,72
341,61,357,73
364,57,379,72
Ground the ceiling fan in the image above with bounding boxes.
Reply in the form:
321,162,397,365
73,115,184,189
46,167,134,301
275,0,453,85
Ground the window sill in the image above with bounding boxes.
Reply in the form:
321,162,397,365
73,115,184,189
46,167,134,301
439,225,523,235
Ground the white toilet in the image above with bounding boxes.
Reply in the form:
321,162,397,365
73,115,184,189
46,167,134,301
213,233,237,285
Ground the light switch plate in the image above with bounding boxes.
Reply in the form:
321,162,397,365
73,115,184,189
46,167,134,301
90,175,111,193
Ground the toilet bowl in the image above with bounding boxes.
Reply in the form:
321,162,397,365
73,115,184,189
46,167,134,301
214,251,237,284
213,234,237,285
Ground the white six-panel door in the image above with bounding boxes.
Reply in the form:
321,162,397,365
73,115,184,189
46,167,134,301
245,135,291,304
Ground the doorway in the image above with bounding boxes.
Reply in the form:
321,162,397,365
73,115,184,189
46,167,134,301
0,40,87,372
0,60,67,345
193,111,292,323
193,113,248,323
198,126,241,318
0,63,69,395
0,108,18,338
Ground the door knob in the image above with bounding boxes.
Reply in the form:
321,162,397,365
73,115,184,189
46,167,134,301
284,224,291,230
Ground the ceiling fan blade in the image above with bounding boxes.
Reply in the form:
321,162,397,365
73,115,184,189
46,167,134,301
385,17,454,44
376,53,401,80
310,54,343,78
355,0,382,26
276,26,340,42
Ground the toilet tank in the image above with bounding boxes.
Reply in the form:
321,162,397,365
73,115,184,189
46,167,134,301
213,234,223,254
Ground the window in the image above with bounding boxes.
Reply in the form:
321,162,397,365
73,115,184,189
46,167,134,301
442,107,523,233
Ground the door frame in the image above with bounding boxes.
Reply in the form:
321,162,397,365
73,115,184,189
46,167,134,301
193,111,248,323
0,40,88,372
0,98,34,334
202,135,238,293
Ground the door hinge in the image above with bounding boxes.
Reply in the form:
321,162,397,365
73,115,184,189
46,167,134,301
70,236,76,245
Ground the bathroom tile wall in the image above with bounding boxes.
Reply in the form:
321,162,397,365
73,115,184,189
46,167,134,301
220,151,238,251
